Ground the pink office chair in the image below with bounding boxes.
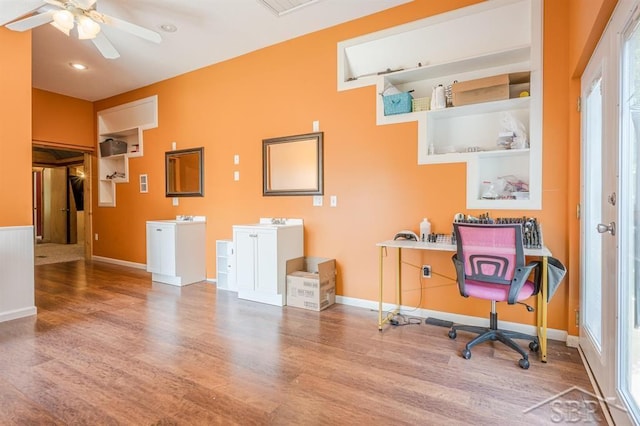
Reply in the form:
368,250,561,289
448,223,540,369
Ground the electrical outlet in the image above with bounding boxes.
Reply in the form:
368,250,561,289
94,233,99,241
422,265,431,278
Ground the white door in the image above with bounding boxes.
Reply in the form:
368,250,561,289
619,4,640,423
581,25,617,406
582,0,640,423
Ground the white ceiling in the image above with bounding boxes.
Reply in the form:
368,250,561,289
4,0,413,101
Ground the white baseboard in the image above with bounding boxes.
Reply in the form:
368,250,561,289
0,306,37,322
91,255,146,270
565,335,579,348
336,295,569,342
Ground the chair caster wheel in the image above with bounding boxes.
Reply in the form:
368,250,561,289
529,341,540,352
462,349,471,359
448,330,457,339
519,358,530,369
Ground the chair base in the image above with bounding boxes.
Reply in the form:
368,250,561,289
448,312,539,369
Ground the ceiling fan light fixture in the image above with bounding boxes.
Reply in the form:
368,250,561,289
77,15,100,39
50,21,71,36
52,9,74,30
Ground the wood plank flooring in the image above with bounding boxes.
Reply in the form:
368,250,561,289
0,260,605,425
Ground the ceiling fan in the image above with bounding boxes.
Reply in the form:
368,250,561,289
0,0,161,59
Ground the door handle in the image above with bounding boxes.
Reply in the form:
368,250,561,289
596,222,616,236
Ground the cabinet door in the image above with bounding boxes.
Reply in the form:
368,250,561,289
146,224,176,275
255,230,277,293
234,229,257,291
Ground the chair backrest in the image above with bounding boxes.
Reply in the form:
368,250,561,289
453,223,525,285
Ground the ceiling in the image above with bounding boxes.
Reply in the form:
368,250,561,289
3,0,413,102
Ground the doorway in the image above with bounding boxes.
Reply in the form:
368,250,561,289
580,0,640,423
32,146,91,265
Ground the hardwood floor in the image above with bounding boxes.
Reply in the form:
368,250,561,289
0,260,604,425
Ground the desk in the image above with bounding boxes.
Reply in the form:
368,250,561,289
376,239,553,362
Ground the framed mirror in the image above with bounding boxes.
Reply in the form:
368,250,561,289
165,147,204,197
263,132,323,196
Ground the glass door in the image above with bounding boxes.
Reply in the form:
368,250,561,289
581,38,617,407
619,7,640,423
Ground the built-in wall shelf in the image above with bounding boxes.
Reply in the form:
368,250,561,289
97,95,158,207
337,0,542,210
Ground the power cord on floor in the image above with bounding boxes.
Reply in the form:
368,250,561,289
387,313,422,326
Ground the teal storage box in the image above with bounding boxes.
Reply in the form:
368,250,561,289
383,92,413,115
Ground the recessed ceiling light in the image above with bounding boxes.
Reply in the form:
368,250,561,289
69,62,88,70
160,23,177,33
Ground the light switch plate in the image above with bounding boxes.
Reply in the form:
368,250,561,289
313,195,323,206
234,171,240,181
313,120,319,131
172,197,179,206
234,154,240,165
330,195,337,207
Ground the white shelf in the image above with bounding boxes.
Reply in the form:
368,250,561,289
338,0,542,210
384,46,531,87
216,239,235,291
97,96,158,207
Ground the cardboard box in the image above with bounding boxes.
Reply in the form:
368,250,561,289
286,257,336,311
452,72,529,107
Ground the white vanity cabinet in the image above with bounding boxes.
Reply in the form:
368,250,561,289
233,218,303,306
146,220,206,286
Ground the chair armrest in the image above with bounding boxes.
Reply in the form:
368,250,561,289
451,253,467,297
507,262,539,304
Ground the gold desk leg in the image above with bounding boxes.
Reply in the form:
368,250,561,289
397,248,402,309
540,256,549,362
378,246,402,331
378,246,384,330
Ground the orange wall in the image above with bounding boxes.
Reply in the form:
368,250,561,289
0,28,32,227
32,89,94,150
14,0,604,334
91,0,573,329
569,0,619,77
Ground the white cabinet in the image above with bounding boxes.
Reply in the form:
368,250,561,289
337,0,542,210
215,239,236,291
233,218,303,306
97,95,158,207
146,220,206,286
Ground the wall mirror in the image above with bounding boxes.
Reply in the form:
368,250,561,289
165,147,204,197
263,132,323,196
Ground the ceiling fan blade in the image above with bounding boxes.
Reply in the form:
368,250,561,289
6,10,54,31
74,0,97,9
43,0,65,8
91,32,120,59
98,13,161,44
0,1,46,26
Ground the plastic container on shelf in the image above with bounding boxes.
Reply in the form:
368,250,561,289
420,218,432,242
